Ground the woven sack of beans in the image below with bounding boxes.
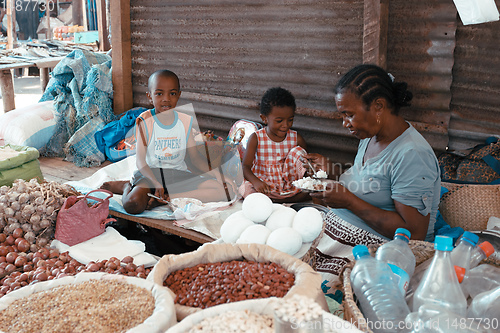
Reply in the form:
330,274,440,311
0,272,176,333
148,243,328,321
167,295,363,333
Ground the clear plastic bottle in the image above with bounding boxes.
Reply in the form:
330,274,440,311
406,240,494,305
376,228,416,294
450,231,479,273
412,236,467,316
469,241,495,268
350,245,410,333
406,304,496,333
467,285,500,321
462,264,500,299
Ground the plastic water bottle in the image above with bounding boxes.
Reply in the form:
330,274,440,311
350,245,410,333
406,240,495,307
467,285,500,321
462,264,500,299
450,231,479,273
469,241,495,268
406,304,495,333
376,228,416,294
412,236,467,316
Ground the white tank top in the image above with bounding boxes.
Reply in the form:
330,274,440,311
141,109,192,170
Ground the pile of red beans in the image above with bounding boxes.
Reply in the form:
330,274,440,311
0,235,151,297
164,260,295,309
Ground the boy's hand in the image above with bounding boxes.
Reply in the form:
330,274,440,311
253,179,272,194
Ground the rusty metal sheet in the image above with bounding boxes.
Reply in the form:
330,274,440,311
386,0,458,151
448,1,500,150
129,0,364,163
128,0,466,161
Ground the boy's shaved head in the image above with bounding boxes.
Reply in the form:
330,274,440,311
148,70,180,92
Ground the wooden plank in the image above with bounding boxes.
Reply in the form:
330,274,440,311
72,0,83,26
109,211,215,244
6,0,15,49
110,0,133,115
96,0,110,51
0,62,35,70
39,157,112,183
0,69,16,111
363,0,389,69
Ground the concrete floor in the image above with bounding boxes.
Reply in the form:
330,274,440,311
0,75,44,115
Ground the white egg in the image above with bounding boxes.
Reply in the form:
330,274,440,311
266,227,303,256
292,207,323,242
265,206,297,231
242,193,273,223
272,203,286,211
236,224,272,244
220,217,255,243
223,210,246,224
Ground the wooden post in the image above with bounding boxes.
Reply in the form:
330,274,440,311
110,0,133,115
6,0,15,49
72,0,83,26
82,0,88,31
0,70,16,112
363,0,389,69
96,0,110,51
46,1,52,39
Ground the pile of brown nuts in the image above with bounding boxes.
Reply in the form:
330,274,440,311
164,260,294,309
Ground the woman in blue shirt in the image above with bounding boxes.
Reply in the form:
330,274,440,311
305,64,440,291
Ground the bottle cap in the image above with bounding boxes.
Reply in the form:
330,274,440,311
454,265,466,283
459,231,479,246
434,235,453,251
394,228,411,242
352,245,370,260
478,241,495,257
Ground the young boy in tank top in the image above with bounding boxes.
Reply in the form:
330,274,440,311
102,70,231,214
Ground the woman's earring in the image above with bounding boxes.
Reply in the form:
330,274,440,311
376,114,381,125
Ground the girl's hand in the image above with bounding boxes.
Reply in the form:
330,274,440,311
310,181,354,208
253,179,272,194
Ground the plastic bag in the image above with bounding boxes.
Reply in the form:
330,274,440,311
55,189,116,246
453,0,500,25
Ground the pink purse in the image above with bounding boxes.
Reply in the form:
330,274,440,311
55,189,116,246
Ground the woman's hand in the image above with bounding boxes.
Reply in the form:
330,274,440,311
310,181,354,208
303,153,329,176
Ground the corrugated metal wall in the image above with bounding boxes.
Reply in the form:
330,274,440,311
386,0,457,152
448,0,500,150
129,0,364,163
127,0,500,162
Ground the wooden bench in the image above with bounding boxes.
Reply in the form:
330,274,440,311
0,56,64,112
39,156,215,244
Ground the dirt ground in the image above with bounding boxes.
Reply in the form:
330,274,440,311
0,75,44,115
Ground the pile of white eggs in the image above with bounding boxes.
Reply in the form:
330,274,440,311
220,193,324,256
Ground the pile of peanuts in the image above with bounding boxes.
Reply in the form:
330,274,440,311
164,260,294,309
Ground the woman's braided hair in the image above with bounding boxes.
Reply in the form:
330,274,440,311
334,64,413,114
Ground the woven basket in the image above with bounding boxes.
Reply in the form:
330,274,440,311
341,240,435,333
439,182,500,231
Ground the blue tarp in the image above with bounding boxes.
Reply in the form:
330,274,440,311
40,49,115,167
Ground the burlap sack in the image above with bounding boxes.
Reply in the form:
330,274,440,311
0,272,176,333
147,243,328,321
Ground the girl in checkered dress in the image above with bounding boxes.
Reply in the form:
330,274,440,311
241,87,310,202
